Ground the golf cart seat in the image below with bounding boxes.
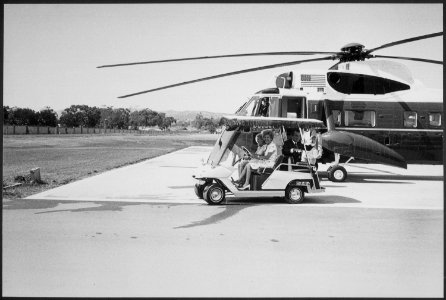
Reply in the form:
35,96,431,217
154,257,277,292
290,162,313,173
257,155,284,175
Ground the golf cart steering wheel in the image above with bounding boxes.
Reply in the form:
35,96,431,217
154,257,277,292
241,146,252,157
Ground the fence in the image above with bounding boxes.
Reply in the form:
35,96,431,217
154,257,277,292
3,125,199,135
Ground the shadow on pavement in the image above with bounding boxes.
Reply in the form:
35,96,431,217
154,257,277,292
3,199,71,210
318,172,442,184
346,174,443,183
2,199,147,213
175,195,361,229
304,195,361,204
174,204,250,229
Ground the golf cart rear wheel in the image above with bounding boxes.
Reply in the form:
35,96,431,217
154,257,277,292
285,186,305,204
203,183,226,205
328,165,347,182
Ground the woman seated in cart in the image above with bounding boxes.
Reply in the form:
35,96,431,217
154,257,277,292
238,129,278,190
235,132,266,185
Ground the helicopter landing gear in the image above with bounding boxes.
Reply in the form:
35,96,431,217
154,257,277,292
327,154,353,182
327,165,347,182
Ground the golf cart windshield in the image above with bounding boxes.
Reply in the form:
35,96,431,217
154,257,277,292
206,128,260,167
207,126,287,167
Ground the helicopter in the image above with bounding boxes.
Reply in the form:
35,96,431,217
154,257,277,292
97,32,443,182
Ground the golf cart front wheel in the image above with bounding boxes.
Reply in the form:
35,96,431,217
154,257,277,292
203,183,226,205
285,186,305,204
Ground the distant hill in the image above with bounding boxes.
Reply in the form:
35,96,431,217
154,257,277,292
162,110,231,122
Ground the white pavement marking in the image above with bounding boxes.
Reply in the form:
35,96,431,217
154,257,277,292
25,146,443,210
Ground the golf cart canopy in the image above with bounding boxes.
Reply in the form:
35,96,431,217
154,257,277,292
221,115,326,130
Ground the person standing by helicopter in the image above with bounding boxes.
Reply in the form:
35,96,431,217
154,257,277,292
301,127,323,168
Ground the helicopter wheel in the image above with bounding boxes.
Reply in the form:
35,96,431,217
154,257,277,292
328,165,347,182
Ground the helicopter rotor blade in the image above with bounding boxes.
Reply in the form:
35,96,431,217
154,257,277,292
97,51,338,68
328,62,342,70
118,56,335,98
365,31,443,54
372,55,443,65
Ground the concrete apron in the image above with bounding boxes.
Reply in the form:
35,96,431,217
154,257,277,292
25,146,212,204
25,146,443,210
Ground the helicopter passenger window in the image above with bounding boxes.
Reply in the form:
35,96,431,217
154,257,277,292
344,110,376,127
285,98,303,118
429,113,442,127
332,110,342,126
403,111,417,128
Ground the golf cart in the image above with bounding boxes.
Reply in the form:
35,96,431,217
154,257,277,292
192,115,326,205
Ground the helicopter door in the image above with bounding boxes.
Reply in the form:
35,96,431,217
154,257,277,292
280,97,306,118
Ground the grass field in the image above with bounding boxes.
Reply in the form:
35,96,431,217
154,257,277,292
2,133,218,199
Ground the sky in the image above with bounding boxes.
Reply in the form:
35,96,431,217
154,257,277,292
3,3,443,114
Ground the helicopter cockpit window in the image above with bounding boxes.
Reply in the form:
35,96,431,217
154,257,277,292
429,113,442,127
344,110,376,127
237,96,259,116
258,97,270,117
236,96,273,117
403,111,417,128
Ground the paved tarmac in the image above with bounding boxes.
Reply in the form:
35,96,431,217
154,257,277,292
3,146,444,297
24,146,443,210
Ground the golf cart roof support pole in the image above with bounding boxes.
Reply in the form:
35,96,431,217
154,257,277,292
298,125,312,168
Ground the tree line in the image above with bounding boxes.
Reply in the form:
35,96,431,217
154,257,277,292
192,113,224,134
3,105,224,132
2,105,176,130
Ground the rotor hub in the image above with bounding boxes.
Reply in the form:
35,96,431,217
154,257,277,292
339,43,368,62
